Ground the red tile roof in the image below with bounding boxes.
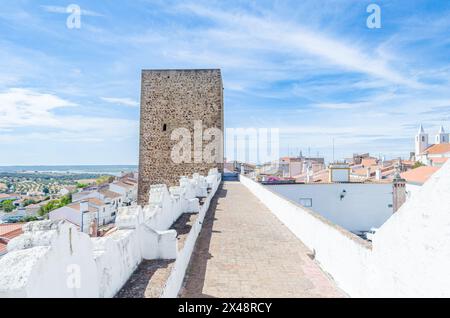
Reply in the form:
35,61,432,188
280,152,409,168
0,223,24,236
0,223,24,255
401,166,440,185
424,144,450,155
0,193,19,200
361,158,378,167
66,202,99,213
114,181,135,189
99,189,122,199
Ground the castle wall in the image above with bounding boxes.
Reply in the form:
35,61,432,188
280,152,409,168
0,169,222,298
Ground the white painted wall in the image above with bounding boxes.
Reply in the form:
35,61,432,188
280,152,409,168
0,220,99,298
330,169,349,182
266,183,393,232
368,160,450,297
405,183,421,201
0,169,221,298
49,206,82,227
241,160,450,297
109,183,137,203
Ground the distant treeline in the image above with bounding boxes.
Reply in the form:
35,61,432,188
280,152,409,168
0,172,105,180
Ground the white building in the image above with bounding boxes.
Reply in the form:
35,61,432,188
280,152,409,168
73,188,124,207
415,125,450,165
59,188,69,196
67,181,133,230
98,188,124,211
109,180,137,204
266,183,393,233
329,163,351,183
49,197,116,233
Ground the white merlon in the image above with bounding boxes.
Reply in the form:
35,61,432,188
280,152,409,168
0,169,222,298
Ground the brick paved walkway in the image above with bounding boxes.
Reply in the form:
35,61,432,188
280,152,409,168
179,182,345,298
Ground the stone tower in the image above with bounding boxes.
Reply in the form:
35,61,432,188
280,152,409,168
138,69,224,205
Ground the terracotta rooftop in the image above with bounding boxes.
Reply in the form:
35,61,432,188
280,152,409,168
86,197,106,206
66,202,99,213
424,144,450,155
352,167,370,176
114,181,135,189
0,223,24,237
361,158,378,167
401,166,440,185
0,223,24,255
121,177,137,185
99,189,122,199
0,193,19,199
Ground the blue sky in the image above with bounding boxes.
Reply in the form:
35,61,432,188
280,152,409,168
0,0,450,165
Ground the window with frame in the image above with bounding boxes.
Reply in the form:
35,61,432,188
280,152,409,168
299,198,313,208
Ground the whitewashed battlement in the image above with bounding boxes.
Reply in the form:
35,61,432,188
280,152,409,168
0,169,221,298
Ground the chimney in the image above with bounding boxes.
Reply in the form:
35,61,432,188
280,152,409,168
392,171,406,213
302,161,308,174
89,218,98,237
306,162,312,183
375,168,382,180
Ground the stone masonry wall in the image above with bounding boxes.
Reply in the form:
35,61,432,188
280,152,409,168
138,69,224,205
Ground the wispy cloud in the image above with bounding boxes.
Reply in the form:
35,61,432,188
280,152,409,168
0,88,137,143
178,3,421,88
40,5,103,17
0,88,76,129
101,97,139,107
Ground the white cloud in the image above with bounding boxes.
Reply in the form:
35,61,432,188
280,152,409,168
314,102,364,110
0,88,138,142
41,5,103,17
178,3,421,88
0,88,75,129
101,97,139,107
